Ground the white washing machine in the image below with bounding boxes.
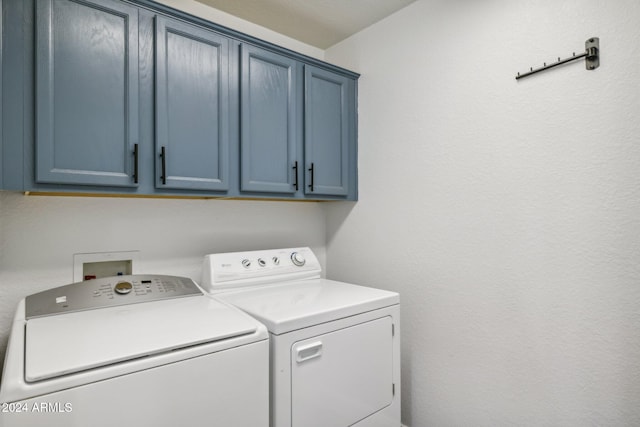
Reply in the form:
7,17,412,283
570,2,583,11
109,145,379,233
0,275,269,427
201,248,401,427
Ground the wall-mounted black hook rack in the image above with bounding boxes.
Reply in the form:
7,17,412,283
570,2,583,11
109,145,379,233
516,37,599,80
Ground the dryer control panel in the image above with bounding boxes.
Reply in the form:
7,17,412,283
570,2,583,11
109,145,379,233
25,275,202,319
201,247,322,292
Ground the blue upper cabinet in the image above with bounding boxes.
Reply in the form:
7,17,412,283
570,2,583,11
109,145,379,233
240,45,301,194
155,16,230,192
304,66,355,197
240,49,358,200
35,0,140,187
3,0,357,199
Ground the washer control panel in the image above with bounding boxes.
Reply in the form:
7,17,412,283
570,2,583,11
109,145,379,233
202,247,322,292
25,275,202,319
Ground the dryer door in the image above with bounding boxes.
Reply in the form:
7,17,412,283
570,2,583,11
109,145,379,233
290,316,393,427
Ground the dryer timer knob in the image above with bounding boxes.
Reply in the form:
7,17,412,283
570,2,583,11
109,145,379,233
290,252,306,267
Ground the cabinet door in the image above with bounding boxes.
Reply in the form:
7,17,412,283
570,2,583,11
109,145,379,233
155,16,229,191
35,0,139,187
304,66,352,196
240,45,300,194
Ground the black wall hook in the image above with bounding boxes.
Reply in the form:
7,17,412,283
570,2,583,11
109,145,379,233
516,37,599,80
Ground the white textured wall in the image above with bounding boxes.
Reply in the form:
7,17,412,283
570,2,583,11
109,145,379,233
0,193,326,377
325,0,640,425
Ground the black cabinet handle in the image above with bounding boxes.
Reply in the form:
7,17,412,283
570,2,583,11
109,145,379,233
308,163,314,192
293,161,299,191
160,146,167,185
132,143,139,184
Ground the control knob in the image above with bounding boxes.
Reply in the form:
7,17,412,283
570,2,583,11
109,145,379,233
290,252,306,267
241,259,251,269
114,281,133,295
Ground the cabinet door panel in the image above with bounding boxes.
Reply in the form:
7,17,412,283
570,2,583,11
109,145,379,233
155,16,229,191
304,66,351,196
36,0,139,187
240,45,299,194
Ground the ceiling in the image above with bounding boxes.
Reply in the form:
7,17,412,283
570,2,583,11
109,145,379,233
195,0,418,49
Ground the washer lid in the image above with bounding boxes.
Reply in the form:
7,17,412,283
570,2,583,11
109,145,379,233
25,295,260,382
215,279,399,335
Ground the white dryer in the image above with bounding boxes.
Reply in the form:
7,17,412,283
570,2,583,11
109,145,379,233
0,275,269,427
202,248,401,427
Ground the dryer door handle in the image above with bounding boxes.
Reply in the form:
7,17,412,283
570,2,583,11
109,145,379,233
295,341,323,363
